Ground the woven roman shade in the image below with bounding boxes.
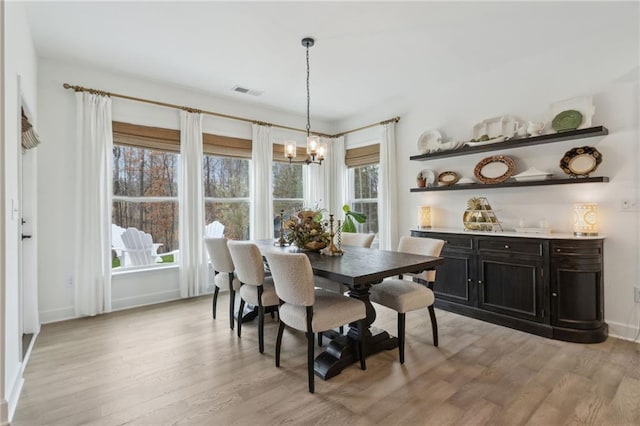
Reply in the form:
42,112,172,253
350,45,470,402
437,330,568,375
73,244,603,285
345,144,379,167
112,121,252,157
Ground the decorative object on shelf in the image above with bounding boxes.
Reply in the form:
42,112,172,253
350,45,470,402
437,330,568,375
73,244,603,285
417,169,436,187
552,110,583,132
417,129,443,154
474,155,515,184
418,206,431,229
463,197,503,232
512,167,553,182
472,115,521,141
284,208,330,251
437,171,460,186
456,177,476,185
550,95,595,130
466,135,508,147
526,121,546,136
284,38,326,165
559,146,602,177
573,203,599,236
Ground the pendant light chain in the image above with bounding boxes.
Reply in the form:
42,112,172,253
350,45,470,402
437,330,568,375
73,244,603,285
306,43,311,137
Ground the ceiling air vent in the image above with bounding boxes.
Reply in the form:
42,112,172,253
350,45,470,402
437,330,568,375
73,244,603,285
232,85,264,96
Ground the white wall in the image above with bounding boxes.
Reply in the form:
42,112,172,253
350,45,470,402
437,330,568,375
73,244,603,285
341,6,640,340
3,1,38,421
36,58,335,323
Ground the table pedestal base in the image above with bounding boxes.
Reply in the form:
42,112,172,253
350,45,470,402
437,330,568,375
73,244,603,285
314,326,398,380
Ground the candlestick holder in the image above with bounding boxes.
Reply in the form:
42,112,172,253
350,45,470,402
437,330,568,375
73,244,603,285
277,209,286,246
327,214,343,256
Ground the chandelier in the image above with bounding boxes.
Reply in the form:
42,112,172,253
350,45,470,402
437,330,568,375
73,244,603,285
284,37,326,165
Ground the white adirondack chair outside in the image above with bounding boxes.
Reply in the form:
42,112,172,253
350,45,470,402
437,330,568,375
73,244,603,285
204,221,225,238
111,224,129,266
120,227,163,266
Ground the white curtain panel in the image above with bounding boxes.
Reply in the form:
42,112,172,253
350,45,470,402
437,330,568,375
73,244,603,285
327,136,346,216
306,137,328,210
250,124,273,240
378,122,399,250
179,111,206,298
74,92,113,316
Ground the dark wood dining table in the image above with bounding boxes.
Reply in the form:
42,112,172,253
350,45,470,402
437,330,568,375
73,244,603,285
254,239,444,380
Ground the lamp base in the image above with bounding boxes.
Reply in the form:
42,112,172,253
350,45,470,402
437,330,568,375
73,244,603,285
419,225,432,229
573,232,598,237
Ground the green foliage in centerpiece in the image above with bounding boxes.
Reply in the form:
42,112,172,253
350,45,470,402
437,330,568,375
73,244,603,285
341,204,367,233
284,209,330,251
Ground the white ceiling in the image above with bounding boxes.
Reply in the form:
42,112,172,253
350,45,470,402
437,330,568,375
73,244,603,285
24,1,634,124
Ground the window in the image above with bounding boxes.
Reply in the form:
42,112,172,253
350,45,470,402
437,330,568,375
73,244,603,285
272,162,305,238
112,145,179,268
203,155,250,240
349,164,379,234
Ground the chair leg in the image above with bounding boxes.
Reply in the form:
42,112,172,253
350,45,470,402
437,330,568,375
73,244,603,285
428,305,439,347
212,287,219,319
317,332,322,347
237,299,245,338
358,320,366,370
398,312,406,364
275,321,285,367
339,326,344,334
306,331,315,393
258,305,265,354
229,288,236,330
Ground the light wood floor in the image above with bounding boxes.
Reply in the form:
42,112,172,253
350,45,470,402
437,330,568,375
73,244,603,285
14,294,640,426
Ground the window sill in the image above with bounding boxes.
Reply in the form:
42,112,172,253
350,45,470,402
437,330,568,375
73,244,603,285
112,263,178,277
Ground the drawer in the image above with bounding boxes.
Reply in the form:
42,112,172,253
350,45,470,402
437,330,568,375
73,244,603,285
477,238,543,256
410,232,473,250
551,242,602,257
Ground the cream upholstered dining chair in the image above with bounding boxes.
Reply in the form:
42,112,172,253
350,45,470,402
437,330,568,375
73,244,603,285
340,232,375,249
204,238,241,330
265,251,367,393
369,236,445,364
228,241,279,353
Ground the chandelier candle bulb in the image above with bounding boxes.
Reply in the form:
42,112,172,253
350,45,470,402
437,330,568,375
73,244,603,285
573,203,599,236
284,141,297,162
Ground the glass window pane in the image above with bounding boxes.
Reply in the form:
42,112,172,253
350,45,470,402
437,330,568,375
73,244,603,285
205,201,250,240
352,202,378,234
203,156,249,198
353,164,379,199
113,146,178,197
273,163,303,199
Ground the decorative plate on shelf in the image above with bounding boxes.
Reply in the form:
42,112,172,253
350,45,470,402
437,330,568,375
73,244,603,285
559,146,602,177
437,171,460,186
549,95,595,129
552,110,583,132
417,169,436,187
474,155,516,184
417,129,443,154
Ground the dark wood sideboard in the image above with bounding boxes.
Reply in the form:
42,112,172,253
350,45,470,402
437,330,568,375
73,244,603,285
411,230,607,343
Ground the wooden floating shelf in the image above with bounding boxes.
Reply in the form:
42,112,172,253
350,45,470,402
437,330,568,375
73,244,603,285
410,176,609,192
410,126,609,161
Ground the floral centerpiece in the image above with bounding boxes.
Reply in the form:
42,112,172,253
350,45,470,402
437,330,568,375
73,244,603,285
284,209,331,251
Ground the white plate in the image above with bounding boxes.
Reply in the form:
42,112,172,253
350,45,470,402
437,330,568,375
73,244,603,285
466,136,507,147
512,167,552,182
549,95,595,129
472,115,520,140
417,169,436,187
417,129,442,154
456,177,476,184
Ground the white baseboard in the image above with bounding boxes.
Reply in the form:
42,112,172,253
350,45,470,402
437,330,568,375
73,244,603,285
6,368,24,423
111,289,182,312
39,306,75,324
608,319,640,342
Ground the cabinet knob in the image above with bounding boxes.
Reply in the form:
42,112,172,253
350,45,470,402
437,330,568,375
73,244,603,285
552,292,558,297
478,280,483,284
556,248,561,253
467,278,472,283
445,240,449,244
504,244,510,249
